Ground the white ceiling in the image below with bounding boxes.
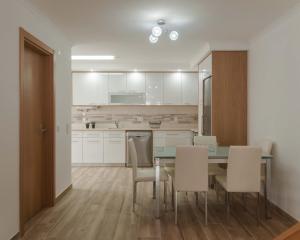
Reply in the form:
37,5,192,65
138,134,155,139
26,0,299,71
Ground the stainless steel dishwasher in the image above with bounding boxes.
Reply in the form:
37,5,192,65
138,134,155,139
126,131,153,167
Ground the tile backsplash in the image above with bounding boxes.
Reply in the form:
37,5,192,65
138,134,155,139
72,105,198,129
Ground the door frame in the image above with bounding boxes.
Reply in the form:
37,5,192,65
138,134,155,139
19,28,55,235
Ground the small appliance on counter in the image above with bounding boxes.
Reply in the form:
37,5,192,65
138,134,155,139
148,120,161,129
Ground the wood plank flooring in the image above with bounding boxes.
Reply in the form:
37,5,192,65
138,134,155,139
22,167,296,240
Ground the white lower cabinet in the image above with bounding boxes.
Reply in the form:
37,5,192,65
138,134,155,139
103,131,125,164
83,137,103,163
72,137,83,163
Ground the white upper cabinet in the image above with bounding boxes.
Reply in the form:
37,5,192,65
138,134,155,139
146,73,163,105
73,72,108,105
163,72,182,104
181,73,199,105
108,73,127,92
73,71,199,105
126,72,145,92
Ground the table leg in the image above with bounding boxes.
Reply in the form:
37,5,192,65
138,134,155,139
155,157,160,218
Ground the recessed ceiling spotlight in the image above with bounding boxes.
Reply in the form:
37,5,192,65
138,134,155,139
72,55,115,60
169,31,179,41
149,34,158,44
152,26,162,37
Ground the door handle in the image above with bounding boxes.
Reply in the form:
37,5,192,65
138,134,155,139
40,124,47,133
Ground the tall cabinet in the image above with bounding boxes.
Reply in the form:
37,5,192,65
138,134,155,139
199,51,247,146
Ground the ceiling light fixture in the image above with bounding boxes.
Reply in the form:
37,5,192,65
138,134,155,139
169,31,179,41
149,34,158,44
72,55,115,60
152,26,162,37
148,19,179,44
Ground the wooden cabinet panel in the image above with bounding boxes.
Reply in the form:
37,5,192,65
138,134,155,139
211,51,247,146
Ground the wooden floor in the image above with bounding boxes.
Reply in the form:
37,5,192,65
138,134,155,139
23,167,295,240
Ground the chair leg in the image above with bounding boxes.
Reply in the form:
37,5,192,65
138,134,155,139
175,191,178,224
215,181,220,202
153,181,156,199
133,182,137,211
195,192,199,206
264,180,269,219
205,191,208,225
226,192,230,220
164,181,167,210
257,192,260,226
171,180,175,210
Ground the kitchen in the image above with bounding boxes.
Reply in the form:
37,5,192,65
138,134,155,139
71,71,199,167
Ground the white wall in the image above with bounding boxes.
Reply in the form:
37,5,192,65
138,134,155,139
0,0,72,239
249,4,300,220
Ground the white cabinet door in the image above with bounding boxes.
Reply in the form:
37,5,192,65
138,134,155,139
127,72,145,92
181,73,198,105
108,73,127,92
82,132,104,163
72,137,83,163
146,73,163,105
83,137,99,163
73,72,108,105
103,138,125,163
163,73,182,104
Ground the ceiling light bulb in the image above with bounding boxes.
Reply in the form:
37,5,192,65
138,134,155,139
169,31,179,41
149,34,158,44
152,26,162,37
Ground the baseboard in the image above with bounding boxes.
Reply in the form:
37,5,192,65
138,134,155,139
269,200,298,224
55,184,72,203
10,233,20,240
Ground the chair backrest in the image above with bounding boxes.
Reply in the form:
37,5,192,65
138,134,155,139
175,146,208,192
194,136,217,146
259,139,273,155
128,139,138,181
227,146,262,192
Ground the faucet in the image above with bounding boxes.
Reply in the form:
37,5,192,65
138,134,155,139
114,120,119,129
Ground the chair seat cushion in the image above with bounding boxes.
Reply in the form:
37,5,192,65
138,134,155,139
209,165,226,176
136,168,168,182
215,175,227,190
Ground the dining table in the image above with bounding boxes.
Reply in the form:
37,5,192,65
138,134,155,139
153,146,273,219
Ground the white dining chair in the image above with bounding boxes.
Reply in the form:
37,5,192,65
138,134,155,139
194,136,225,181
215,146,262,224
174,146,209,225
128,139,169,211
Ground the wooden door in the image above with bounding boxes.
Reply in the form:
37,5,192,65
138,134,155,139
20,28,55,235
23,45,47,221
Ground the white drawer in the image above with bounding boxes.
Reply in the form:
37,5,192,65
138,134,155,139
104,131,125,138
83,131,103,138
72,131,83,138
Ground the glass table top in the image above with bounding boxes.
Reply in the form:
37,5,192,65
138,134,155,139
153,146,272,159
